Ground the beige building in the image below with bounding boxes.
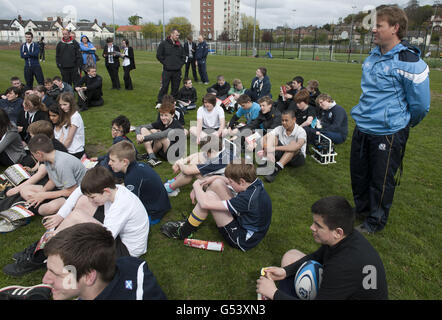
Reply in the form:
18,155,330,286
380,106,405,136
190,0,240,41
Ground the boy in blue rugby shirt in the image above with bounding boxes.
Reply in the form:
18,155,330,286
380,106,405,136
162,160,272,252
43,223,166,300
108,140,171,225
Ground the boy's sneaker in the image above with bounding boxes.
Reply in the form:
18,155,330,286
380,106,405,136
147,157,162,167
160,220,187,239
13,241,38,261
0,284,52,300
355,224,375,235
264,166,282,183
164,182,180,197
3,252,46,277
136,153,149,161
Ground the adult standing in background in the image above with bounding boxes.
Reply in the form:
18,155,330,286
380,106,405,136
102,37,121,90
56,29,82,88
184,36,198,82
121,39,136,90
350,6,430,234
79,35,97,70
38,37,45,62
245,67,272,102
195,35,209,84
20,32,44,90
156,29,185,103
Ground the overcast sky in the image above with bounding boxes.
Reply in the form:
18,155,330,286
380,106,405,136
0,0,436,29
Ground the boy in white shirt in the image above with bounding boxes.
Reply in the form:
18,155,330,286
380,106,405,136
258,109,306,183
189,93,227,145
45,165,149,257
3,166,149,277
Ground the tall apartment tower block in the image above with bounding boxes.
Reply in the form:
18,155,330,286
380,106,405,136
190,0,240,40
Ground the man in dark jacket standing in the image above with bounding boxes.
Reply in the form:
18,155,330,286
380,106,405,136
20,32,44,90
195,35,209,84
156,29,185,104
55,29,82,87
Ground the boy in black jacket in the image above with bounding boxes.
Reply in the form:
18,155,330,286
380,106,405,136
177,78,197,111
75,66,104,110
207,75,231,100
256,196,388,300
43,223,167,300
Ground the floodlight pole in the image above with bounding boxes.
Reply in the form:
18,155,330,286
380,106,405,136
252,0,257,57
112,0,116,40
162,0,166,40
347,5,357,63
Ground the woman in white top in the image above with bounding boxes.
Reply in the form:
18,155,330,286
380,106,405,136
121,39,135,90
189,93,227,145
57,92,85,159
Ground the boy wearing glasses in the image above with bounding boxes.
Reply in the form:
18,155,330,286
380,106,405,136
89,115,137,178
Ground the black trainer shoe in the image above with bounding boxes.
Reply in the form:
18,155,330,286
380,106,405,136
0,284,52,300
160,220,186,239
13,241,39,261
264,168,280,183
355,224,375,235
3,253,46,277
136,153,149,161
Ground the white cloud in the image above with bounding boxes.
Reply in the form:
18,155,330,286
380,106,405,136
0,0,435,28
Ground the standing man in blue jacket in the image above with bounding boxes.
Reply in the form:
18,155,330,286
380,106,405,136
195,35,209,84
20,32,44,90
350,6,430,234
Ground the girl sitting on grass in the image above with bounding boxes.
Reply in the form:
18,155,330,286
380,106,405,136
57,92,85,159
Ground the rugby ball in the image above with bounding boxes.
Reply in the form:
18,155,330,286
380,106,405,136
294,260,323,300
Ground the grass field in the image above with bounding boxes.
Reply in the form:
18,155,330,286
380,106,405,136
0,49,440,300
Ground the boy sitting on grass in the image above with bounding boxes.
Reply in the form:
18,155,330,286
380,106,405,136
2,165,149,277
258,109,306,183
227,94,261,137
43,223,167,300
19,134,86,216
164,135,235,197
177,78,197,112
135,98,185,166
161,160,272,252
5,120,67,198
89,115,136,178
108,140,171,225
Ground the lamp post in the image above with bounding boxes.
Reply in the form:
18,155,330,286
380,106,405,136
347,5,357,63
291,9,296,45
252,0,257,57
112,0,116,40
162,0,166,40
